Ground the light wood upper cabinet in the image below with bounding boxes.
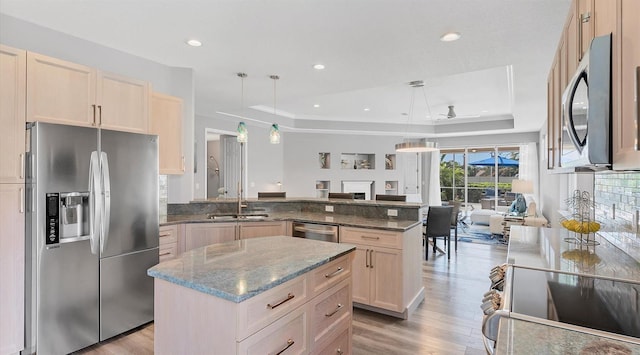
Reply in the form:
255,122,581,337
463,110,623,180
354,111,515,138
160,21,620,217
26,52,96,127
150,92,184,174
0,184,25,354
613,0,640,169
0,45,26,183
565,0,579,76
26,51,150,134
97,71,149,134
578,0,594,61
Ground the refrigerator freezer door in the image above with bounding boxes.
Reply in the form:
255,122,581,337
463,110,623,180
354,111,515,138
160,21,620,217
99,247,158,340
99,129,159,258
27,122,100,355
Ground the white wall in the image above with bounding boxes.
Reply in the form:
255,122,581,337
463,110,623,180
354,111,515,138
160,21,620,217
1,14,195,203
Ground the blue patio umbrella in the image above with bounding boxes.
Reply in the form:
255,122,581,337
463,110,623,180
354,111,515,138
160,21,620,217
469,156,519,167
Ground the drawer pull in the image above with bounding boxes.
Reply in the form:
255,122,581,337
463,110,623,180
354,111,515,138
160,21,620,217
360,235,380,240
273,339,294,355
159,232,172,237
159,251,172,256
324,267,344,278
266,293,295,309
337,349,344,355
369,250,374,268
325,303,343,317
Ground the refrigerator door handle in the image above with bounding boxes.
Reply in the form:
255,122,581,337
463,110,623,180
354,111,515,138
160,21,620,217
100,152,111,254
89,151,102,255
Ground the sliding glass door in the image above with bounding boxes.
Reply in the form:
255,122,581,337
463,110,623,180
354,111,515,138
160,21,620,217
440,146,519,213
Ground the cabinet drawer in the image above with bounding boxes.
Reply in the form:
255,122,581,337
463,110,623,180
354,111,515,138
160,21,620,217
312,316,351,355
311,255,351,297
237,304,309,355
159,225,178,245
159,243,177,262
237,275,309,340
340,227,402,249
310,278,351,347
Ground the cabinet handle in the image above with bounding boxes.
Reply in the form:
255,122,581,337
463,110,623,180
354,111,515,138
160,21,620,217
325,267,344,278
159,251,171,256
636,66,640,150
92,104,97,126
19,153,24,179
181,155,185,172
266,293,294,309
273,339,294,355
19,187,24,213
159,232,172,237
337,349,343,355
369,250,374,268
98,105,102,126
365,249,370,268
325,303,343,317
361,235,380,240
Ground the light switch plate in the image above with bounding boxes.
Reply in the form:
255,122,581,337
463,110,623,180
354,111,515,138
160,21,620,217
387,209,398,217
325,205,334,212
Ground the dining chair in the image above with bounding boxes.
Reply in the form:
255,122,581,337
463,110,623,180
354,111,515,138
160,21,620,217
448,200,461,252
423,206,453,260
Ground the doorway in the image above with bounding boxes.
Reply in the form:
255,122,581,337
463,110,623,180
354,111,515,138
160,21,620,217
205,129,240,199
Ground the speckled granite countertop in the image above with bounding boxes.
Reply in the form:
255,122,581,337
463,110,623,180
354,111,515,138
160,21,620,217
496,318,640,354
161,211,422,232
147,236,355,303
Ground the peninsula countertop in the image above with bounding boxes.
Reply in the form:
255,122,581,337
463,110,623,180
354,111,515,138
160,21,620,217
147,236,356,303
161,211,422,232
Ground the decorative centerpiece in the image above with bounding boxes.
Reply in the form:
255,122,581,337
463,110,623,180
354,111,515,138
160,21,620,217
560,190,600,246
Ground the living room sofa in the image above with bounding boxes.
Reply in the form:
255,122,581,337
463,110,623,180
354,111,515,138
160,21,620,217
488,202,549,235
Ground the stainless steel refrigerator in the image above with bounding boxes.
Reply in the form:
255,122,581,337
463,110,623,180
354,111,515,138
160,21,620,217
24,122,159,355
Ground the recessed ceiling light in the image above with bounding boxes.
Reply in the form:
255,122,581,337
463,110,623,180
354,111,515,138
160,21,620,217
364,108,370,112
313,64,325,70
440,32,462,42
186,39,202,47
313,104,320,108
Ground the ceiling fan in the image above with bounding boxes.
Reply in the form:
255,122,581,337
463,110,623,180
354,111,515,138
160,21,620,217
436,105,480,120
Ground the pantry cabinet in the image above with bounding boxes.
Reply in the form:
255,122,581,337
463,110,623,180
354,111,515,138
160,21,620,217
150,92,184,175
26,51,150,134
0,45,26,184
0,184,25,355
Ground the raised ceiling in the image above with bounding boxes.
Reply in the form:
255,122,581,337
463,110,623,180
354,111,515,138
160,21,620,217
0,0,571,137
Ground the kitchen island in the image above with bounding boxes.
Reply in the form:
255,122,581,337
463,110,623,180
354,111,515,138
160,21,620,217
490,227,640,354
148,236,356,355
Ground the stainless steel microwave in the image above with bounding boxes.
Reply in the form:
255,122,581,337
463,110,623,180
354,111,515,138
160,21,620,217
560,34,612,171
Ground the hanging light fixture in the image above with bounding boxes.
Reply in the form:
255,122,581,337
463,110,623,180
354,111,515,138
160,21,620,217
236,72,248,143
269,75,281,144
395,80,438,153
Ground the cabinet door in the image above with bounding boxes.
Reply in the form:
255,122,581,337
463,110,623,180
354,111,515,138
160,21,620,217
369,246,402,312
350,246,370,305
565,0,579,76
578,0,594,61
97,71,149,134
613,0,640,169
150,92,184,174
0,45,26,183
239,221,286,239
0,184,25,354
26,52,96,126
184,223,237,251
593,0,616,37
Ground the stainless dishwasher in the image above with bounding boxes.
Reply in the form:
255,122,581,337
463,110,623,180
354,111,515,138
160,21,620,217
292,222,339,243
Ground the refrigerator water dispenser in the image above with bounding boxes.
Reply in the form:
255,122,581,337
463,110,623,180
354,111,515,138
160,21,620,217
59,192,90,241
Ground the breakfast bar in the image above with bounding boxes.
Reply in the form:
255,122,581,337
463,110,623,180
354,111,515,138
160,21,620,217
148,236,356,355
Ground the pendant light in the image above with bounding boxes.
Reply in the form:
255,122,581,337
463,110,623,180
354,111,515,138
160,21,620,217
395,80,438,152
236,72,248,143
269,75,281,144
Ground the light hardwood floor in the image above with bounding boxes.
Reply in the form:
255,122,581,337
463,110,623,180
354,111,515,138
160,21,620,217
76,241,507,355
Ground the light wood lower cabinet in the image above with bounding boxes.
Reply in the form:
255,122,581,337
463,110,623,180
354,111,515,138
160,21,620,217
183,222,237,251
154,254,353,355
0,184,25,354
340,225,423,319
158,225,178,262
238,221,287,239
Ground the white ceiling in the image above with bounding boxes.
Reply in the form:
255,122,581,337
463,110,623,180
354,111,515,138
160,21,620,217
0,0,571,137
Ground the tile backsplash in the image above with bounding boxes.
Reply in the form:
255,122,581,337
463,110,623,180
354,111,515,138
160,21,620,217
159,175,168,221
594,172,640,233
